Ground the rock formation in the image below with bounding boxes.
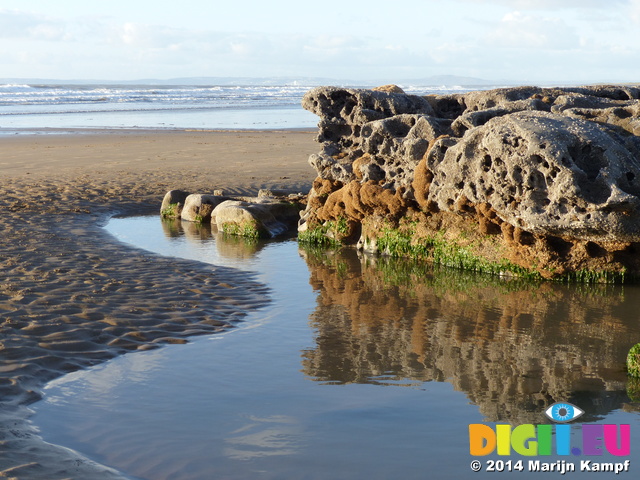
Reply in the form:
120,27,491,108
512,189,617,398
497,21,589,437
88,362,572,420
299,85,640,280
161,190,304,239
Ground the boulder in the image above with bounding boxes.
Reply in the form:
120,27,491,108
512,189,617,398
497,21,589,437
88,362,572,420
181,194,227,223
428,110,640,242
160,190,190,218
212,199,300,238
450,98,550,136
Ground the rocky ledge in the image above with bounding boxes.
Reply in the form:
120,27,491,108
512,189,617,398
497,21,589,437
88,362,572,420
298,84,640,281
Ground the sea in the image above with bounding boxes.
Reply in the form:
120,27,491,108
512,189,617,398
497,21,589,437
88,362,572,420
0,82,489,134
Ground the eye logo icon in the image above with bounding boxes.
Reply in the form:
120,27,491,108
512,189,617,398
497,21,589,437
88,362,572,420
544,402,584,423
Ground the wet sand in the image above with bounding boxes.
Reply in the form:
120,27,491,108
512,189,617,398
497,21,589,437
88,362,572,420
0,129,317,479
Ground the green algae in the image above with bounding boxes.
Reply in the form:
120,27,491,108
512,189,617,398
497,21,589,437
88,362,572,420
298,220,631,283
161,202,179,219
221,221,263,239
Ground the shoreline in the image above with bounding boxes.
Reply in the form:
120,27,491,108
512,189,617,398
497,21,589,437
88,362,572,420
0,129,316,478
0,126,317,137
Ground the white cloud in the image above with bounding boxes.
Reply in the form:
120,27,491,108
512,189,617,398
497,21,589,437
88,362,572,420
631,0,640,22
458,0,627,9
2,3,640,83
111,22,190,49
0,9,71,40
485,11,580,49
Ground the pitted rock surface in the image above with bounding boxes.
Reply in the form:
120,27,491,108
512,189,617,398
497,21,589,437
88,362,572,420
427,111,640,241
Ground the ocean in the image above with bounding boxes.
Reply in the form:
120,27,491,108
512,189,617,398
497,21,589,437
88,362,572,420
0,83,485,134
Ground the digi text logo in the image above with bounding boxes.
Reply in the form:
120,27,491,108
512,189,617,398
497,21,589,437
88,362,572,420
469,402,630,457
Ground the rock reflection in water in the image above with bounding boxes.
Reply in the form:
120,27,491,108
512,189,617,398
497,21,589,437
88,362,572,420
298,246,639,424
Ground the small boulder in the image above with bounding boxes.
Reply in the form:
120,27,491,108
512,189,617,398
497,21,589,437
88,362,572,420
181,194,227,223
213,199,300,238
160,190,190,218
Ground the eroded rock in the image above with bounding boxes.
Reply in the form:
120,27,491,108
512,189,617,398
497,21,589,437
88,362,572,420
428,110,640,242
299,84,640,280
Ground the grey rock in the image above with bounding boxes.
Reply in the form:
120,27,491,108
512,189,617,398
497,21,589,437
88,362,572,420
460,86,544,112
551,93,637,114
563,85,640,101
451,98,550,136
428,110,640,241
302,86,434,127
212,199,301,238
302,92,450,191
560,103,640,136
423,94,466,119
301,83,640,253
181,194,227,223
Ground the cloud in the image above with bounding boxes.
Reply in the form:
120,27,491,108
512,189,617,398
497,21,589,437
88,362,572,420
630,0,640,22
457,0,627,9
0,9,73,41
485,11,580,49
110,22,199,50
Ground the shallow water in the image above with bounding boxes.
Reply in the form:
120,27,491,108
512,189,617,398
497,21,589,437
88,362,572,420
0,105,318,133
32,216,640,479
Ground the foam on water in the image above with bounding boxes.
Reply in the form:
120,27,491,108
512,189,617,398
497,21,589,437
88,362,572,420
0,83,492,132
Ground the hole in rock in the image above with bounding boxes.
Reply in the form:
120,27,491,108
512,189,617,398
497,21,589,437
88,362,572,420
585,241,607,258
481,155,492,172
546,236,572,256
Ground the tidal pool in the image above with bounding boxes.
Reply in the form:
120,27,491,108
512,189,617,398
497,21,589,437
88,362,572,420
31,216,640,479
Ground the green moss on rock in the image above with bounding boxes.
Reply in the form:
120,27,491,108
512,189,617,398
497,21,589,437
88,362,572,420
298,216,631,283
298,218,348,248
161,202,179,219
221,221,263,239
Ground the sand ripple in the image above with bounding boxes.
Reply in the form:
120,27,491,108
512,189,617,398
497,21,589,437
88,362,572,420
0,130,316,479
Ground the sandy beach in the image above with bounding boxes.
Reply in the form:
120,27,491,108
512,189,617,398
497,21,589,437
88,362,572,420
0,129,317,479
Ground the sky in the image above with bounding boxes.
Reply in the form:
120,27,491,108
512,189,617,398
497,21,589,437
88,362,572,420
1,0,640,84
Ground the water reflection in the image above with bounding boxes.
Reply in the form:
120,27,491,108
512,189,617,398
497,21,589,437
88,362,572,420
159,217,268,261
298,246,640,424
224,415,302,461
33,217,640,479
